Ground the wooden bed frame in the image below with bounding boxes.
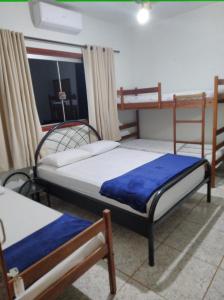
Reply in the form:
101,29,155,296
0,209,116,300
118,77,224,187
34,120,211,267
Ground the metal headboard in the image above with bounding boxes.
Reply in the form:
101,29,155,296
34,120,101,177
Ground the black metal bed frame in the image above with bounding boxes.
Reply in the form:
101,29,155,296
34,120,211,266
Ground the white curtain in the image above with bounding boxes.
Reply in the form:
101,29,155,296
82,46,121,141
0,29,42,172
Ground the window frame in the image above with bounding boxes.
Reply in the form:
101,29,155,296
26,47,87,131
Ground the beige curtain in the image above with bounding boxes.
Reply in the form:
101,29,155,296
0,30,42,173
82,46,121,141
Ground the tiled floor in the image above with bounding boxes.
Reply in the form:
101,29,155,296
53,171,224,300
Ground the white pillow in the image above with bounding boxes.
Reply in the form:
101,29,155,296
80,140,120,156
40,148,92,168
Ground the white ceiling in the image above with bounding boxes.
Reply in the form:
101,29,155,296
59,2,214,27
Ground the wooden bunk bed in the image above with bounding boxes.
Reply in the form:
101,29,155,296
0,188,116,300
118,77,224,187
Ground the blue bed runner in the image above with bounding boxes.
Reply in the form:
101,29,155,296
4,214,92,272
100,153,201,213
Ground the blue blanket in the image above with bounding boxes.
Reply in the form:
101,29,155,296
4,214,92,272
100,153,201,213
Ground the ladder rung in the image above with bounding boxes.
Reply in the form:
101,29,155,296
218,79,224,85
175,140,202,145
216,141,224,151
216,126,224,136
215,153,224,165
176,120,202,124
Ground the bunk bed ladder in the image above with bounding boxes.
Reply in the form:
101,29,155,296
211,76,224,187
173,93,206,158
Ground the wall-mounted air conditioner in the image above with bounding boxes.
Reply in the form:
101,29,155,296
32,2,83,35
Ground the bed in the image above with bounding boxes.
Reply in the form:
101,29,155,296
34,120,211,266
117,89,215,104
0,187,116,300
121,138,224,166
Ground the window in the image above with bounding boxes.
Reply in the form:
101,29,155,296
28,48,88,125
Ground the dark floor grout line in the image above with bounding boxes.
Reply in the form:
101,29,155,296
201,256,224,300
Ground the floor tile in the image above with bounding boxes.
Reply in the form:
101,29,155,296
58,261,128,300
164,220,224,266
220,258,224,270
112,226,160,276
115,279,164,300
133,244,216,300
154,195,202,243
185,201,224,227
204,269,224,300
210,195,224,208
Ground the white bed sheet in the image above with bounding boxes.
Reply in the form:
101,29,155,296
38,148,205,221
121,138,224,164
0,188,104,299
117,89,214,104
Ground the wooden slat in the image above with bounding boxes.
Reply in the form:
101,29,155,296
176,120,202,124
176,140,202,145
216,126,224,136
0,244,11,300
121,132,138,140
35,246,108,300
103,210,116,295
117,91,224,111
216,141,224,151
9,220,105,290
119,122,137,130
117,87,159,96
218,79,224,85
215,153,224,165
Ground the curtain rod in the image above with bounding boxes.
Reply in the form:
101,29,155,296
24,36,120,54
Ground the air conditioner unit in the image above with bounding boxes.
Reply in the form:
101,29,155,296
32,2,82,35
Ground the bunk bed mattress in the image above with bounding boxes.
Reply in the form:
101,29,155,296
121,138,224,164
0,188,104,299
117,89,214,103
38,148,205,221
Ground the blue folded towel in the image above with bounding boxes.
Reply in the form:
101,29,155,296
4,214,92,272
100,153,201,213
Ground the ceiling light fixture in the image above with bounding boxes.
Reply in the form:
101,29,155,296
137,2,151,25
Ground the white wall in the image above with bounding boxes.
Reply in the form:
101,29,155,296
129,3,224,143
0,3,133,88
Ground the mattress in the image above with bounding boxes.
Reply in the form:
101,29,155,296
0,188,104,300
38,147,205,221
117,89,214,104
121,138,224,164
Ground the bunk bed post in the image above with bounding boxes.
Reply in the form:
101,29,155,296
136,110,140,139
103,210,116,295
211,76,219,187
201,92,206,158
0,244,11,300
158,82,162,109
173,94,177,154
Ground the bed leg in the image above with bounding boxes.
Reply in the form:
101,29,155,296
207,180,211,203
103,210,116,295
148,223,155,266
0,244,11,300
